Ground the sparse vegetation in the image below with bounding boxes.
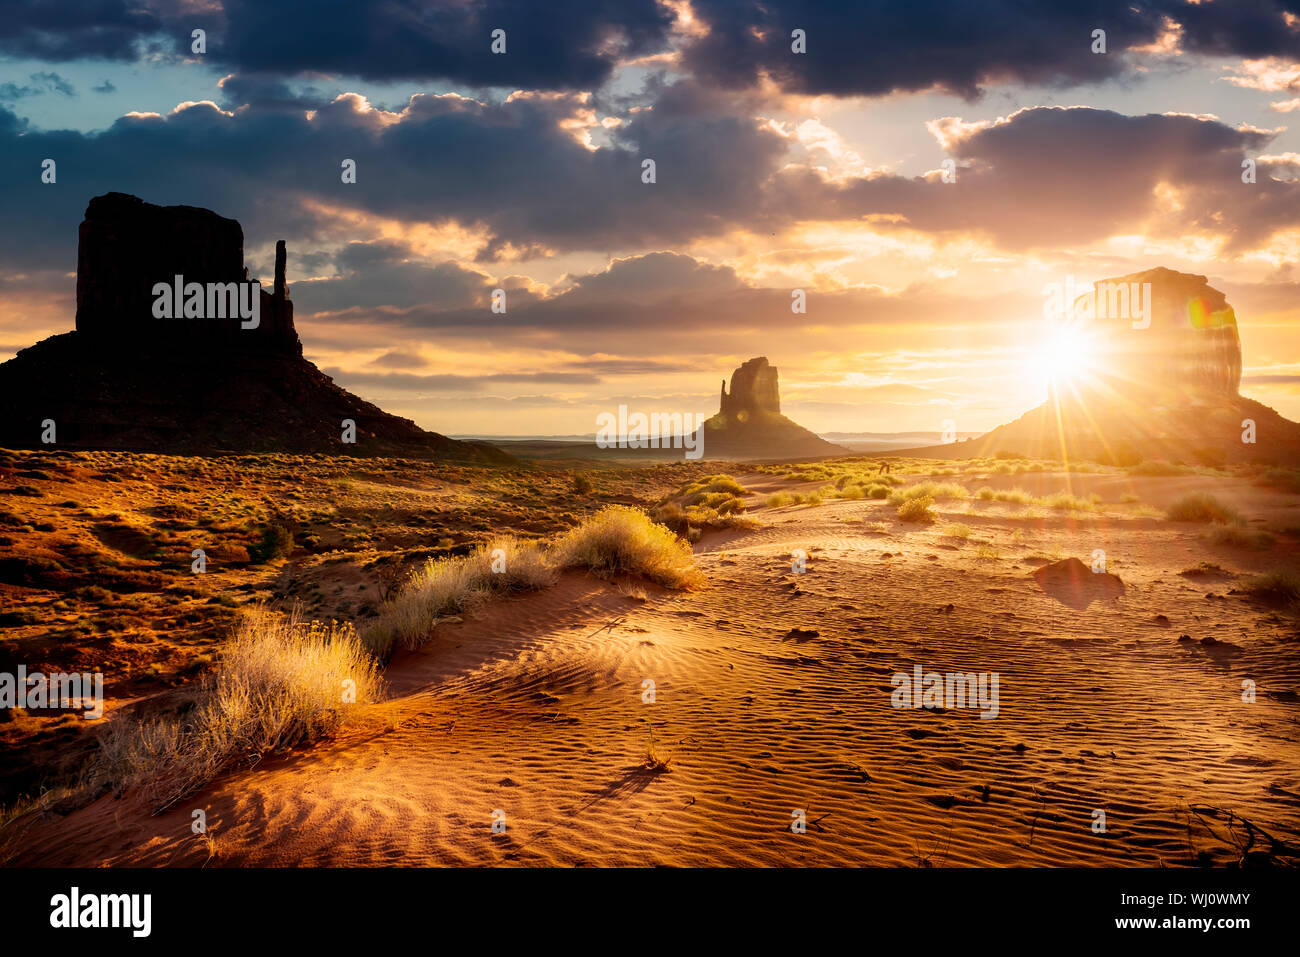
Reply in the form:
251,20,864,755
1206,525,1275,550
897,494,937,524
1166,493,1243,525
92,607,383,811
363,538,555,657
1241,570,1300,609
889,481,969,505
553,505,703,589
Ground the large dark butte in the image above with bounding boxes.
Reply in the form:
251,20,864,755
900,268,1300,466
0,194,507,462
696,356,843,460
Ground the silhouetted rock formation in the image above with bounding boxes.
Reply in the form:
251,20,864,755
0,194,508,461
1075,267,1241,406
698,357,842,459
902,268,1300,466
720,356,782,419
76,192,301,356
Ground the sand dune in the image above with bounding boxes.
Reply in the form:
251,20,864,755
6,471,1299,868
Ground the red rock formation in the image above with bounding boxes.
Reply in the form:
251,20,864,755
719,356,782,420
1072,266,1241,406
75,192,300,356
0,194,507,461
699,356,841,459
900,268,1300,465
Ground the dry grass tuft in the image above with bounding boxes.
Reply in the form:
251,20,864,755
897,495,937,524
92,606,383,811
363,539,554,656
1166,493,1243,525
552,505,703,589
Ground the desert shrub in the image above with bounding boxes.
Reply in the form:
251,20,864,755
866,484,890,499
766,492,793,507
942,523,972,540
682,475,748,501
1129,459,1189,477
992,487,1032,505
783,468,831,483
1206,525,1275,550
837,484,866,500
976,486,995,501
92,607,383,811
551,505,702,589
1043,492,1098,512
1242,570,1300,608
1257,468,1300,495
250,524,294,562
571,473,594,495
890,481,968,505
994,450,1024,460
3,485,44,497
1165,493,1242,525
897,494,937,524
364,538,554,656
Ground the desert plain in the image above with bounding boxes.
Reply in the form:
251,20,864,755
1,447,1296,867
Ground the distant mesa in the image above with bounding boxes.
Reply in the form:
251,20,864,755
0,193,507,461
907,267,1300,466
697,357,842,460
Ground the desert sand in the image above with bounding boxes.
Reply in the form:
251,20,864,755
4,462,1297,868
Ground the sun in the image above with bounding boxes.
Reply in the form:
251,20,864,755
1037,323,1098,388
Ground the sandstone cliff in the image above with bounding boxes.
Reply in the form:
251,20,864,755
902,268,1300,465
0,194,508,462
698,357,842,459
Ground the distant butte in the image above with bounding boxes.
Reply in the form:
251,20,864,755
696,357,842,460
0,193,509,461
904,267,1300,465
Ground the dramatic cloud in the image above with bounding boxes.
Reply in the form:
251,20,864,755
683,0,1300,98
0,0,165,61
768,107,1298,252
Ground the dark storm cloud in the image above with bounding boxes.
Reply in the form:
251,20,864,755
296,243,493,312
0,0,674,90
682,0,1300,99
1,91,1296,282
1172,0,1300,59
565,251,742,301
0,0,166,61
5,1,1300,98
0,80,788,271
214,0,674,89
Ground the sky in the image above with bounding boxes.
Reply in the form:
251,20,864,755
2,0,1300,437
